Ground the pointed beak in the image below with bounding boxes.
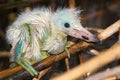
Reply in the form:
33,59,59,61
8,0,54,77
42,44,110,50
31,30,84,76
67,28,100,43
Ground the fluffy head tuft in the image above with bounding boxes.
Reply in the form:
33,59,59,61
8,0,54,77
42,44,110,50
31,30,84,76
53,8,82,22
51,8,83,33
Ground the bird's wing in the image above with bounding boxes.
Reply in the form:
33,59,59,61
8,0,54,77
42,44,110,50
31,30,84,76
6,10,51,61
42,35,67,54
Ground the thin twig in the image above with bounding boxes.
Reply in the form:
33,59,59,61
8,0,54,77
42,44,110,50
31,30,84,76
69,0,75,9
65,58,70,71
37,67,52,80
79,52,84,64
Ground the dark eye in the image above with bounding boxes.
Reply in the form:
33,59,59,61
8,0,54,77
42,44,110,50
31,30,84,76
64,23,70,28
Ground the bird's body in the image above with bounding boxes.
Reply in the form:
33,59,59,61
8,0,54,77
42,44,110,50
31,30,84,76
7,8,67,62
6,8,99,76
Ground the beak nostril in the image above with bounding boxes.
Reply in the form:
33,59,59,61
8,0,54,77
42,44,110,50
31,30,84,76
82,36,89,40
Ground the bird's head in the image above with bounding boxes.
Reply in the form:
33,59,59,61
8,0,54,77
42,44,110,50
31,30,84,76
51,8,99,43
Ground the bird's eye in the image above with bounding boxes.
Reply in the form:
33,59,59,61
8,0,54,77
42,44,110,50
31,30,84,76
64,23,70,28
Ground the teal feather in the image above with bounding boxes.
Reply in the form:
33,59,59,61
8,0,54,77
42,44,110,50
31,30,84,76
14,40,23,60
23,23,33,43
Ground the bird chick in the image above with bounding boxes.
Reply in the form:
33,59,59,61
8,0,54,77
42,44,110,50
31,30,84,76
6,8,99,76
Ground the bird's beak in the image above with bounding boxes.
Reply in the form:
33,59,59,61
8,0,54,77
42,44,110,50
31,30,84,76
67,28,100,43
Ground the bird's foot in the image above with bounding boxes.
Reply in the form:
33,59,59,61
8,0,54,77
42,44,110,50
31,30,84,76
17,57,38,76
41,51,49,60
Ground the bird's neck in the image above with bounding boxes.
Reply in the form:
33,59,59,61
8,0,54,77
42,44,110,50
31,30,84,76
50,15,67,38
51,24,67,38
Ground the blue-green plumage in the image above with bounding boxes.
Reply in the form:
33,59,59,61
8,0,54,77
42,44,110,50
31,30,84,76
14,40,23,60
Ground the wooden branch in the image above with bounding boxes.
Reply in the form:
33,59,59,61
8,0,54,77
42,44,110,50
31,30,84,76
98,20,120,40
86,27,103,33
88,49,100,55
50,0,56,12
69,0,75,9
0,61,36,79
105,77,116,80
0,41,90,79
0,51,11,57
0,29,5,39
51,41,120,80
84,65,120,80
65,58,70,71
79,52,84,64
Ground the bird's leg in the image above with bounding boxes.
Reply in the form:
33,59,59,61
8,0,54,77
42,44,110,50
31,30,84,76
9,62,17,68
17,57,38,76
22,58,38,76
65,41,75,57
41,51,49,60
66,41,74,47
65,47,70,58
